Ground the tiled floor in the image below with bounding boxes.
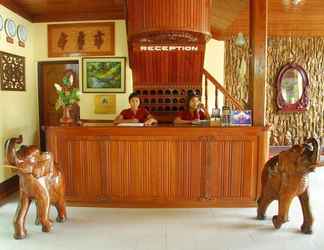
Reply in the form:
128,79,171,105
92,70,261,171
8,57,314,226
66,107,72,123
1,166,324,250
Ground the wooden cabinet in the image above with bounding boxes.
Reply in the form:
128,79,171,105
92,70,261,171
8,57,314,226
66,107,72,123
46,125,269,207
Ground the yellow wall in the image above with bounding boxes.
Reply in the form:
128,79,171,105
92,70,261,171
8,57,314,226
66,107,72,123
34,21,224,120
204,39,225,112
0,5,38,183
33,20,133,121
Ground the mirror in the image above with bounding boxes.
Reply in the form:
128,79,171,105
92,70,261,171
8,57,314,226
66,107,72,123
276,63,309,112
281,68,303,104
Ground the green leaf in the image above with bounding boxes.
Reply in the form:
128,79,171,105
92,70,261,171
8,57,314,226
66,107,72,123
62,76,70,86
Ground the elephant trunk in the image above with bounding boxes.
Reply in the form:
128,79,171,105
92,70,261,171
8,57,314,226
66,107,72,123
4,135,23,166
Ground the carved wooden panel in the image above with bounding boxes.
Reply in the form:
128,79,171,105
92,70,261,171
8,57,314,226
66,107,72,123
108,138,205,201
48,22,115,57
224,37,324,146
207,139,257,201
56,136,111,202
0,51,25,91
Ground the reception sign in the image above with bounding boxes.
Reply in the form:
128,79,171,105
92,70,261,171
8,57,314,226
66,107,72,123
140,45,199,52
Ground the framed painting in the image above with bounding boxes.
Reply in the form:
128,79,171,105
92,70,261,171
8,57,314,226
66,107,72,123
82,57,126,93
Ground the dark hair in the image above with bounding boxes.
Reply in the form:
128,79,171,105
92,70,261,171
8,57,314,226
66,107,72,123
185,92,200,111
128,92,141,103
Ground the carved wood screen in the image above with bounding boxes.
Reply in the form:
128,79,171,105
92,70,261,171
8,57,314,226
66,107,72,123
0,51,25,91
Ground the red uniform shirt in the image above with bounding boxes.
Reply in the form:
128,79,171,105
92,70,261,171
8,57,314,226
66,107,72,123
120,107,150,122
177,110,207,121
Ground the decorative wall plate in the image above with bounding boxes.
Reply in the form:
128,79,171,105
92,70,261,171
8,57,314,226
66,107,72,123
5,18,16,37
0,15,4,31
17,25,27,42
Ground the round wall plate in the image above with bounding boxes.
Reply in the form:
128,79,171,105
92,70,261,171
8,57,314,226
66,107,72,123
17,25,27,42
5,18,16,37
0,15,4,31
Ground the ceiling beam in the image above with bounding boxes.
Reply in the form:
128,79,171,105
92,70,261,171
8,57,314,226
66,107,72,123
31,10,125,23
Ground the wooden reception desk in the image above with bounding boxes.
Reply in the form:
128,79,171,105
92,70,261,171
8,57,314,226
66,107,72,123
46,124,269,207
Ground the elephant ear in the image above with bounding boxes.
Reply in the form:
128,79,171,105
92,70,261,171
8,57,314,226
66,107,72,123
266,155,279,176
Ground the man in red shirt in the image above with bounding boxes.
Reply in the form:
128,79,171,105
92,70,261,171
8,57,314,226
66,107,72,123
114,92,157,125
174,93,209,124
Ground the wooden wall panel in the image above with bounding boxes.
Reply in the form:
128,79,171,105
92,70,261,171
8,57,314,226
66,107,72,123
131,47,205,86
46,126,268,207
127,0,211,40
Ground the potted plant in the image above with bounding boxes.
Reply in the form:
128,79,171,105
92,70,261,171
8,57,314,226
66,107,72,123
54,74,80,125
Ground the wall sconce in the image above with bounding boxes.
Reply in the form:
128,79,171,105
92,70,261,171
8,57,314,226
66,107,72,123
283,0,303,6
234,32,246,47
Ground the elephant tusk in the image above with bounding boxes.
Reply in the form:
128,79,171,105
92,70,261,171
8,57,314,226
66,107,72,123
1,164,21,170
0,165,31,174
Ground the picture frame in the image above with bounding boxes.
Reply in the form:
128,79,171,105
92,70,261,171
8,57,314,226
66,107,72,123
82,57,126,93
230,110,252,126
276,62,309,112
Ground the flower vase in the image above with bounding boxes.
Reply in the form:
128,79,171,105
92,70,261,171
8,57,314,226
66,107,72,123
60,106,74,125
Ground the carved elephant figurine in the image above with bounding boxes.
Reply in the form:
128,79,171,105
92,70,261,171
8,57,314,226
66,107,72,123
257,138,320,234
4,135,67,239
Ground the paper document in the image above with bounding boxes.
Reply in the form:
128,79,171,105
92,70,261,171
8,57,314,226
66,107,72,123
117,123,145,127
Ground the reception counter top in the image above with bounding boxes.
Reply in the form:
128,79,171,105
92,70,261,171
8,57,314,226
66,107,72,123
46,124,269,207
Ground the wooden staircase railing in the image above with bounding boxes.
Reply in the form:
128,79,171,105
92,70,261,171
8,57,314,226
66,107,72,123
203,69,244,111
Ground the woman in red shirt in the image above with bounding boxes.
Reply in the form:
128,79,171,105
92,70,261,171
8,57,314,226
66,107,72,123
174,93,209,124
114,92,157,125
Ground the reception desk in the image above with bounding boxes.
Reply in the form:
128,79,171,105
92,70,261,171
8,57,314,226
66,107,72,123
46,124,269,207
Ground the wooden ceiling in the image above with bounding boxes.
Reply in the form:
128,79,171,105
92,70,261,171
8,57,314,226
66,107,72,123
211,0,324,38
1,0,324,38
0,0,125,22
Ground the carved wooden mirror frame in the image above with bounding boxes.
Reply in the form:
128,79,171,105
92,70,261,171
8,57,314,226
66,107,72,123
276,63,309,112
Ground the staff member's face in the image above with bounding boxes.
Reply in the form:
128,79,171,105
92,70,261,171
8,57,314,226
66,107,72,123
189,97,200,110
129,97,141,110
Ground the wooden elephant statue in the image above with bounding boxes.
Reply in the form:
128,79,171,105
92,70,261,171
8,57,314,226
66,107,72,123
4,135,67,239
257,138,320,234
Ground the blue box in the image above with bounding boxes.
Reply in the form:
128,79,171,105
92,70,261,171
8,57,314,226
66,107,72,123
230,110,252,126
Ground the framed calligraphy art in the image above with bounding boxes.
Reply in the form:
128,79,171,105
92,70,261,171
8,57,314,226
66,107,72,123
48,22,115,57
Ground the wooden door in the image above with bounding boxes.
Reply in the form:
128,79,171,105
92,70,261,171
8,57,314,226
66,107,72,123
38,61,79,150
